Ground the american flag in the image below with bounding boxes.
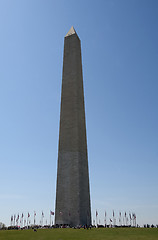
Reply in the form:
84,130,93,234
50,211,54,215
96,210,98,217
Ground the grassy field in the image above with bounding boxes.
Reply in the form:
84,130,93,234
0,228,158,240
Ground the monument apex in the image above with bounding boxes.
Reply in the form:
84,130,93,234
65,26,76,37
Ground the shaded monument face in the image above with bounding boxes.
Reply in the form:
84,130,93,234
55,27,91,226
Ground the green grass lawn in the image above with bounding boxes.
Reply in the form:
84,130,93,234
0,228,158,240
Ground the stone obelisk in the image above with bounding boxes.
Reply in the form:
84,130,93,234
55,27,91,226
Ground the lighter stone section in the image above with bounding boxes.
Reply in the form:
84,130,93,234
65,26,76,37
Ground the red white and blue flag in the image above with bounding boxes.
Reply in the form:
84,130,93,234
96,210,98,217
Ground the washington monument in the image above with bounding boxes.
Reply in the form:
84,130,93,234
55,27,91,226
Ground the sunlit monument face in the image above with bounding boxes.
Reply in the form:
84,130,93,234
55,27,91,226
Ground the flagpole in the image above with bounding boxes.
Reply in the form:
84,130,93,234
132,213,134,227
113,210,115,227
119,212,121,227
104,211,106,227
129,213,131,226
133,213,136,227
17,214,19,227
34,211,36,226
27,212,30,228
14,214,15,227
41,211,44,227
10,216,12,226
110,218,112,227
96,210,98,227
22,213,24,228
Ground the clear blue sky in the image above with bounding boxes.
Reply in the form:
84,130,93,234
0,0,158,227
